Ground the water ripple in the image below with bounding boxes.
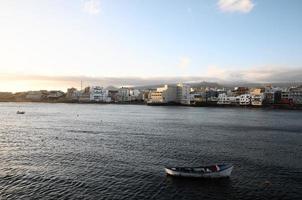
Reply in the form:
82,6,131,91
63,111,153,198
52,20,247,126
0,103,301,199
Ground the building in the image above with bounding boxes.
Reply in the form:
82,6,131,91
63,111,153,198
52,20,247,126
251,95,264,106
90,86,111,102
79,87,91,102
250,88,264,106
205,89,219,103
66,88,79,101
108,90,119,102
149,91,165,104
217,93,240,105
148,85,177,104
217,93,239,106
240,94,251,106
289,86,302,105
217,93,231,105
264,92,275,104
129,89,141,101
190,92,206,104
230,96,240,105
148,84,191,105
176,83,190,105
156,85,177,103
233,87,249,96
190,87,207,104
278,89,291,104
263,86,281,104
141,90,153,103
118,87,131,102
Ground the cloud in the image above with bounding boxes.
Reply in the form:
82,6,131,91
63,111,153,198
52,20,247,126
205,66,302,83
234,68,302,82
218,0,254,13
1,67,302,92
0,74,218,92
177,57,191,69
82,0,101,15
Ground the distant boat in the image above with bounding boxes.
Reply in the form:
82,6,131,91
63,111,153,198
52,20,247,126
16,111,25,114
165,164,233,178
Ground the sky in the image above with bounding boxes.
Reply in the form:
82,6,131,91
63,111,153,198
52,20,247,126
0,0,302,91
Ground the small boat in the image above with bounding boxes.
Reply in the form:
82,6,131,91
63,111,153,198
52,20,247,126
16,111,25,114
165,164,233,178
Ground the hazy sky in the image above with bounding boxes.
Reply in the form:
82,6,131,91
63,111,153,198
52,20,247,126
0,0,302,91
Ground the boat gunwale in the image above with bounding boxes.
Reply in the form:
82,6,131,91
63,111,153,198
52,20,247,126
165,164,233,174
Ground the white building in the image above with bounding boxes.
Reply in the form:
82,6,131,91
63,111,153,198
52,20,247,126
230,96,240,105
217,93,240,105
159,85,177,103
129,89,141,101
217,93,231,105
149,91,165,103
148,85,177,104
130,89,140,97
90,86,111,102
240,94,251,105
118,87,130,102
251,94,264,106
176,83,190,105
148,84,190,105
289,86,302,105
117,87,141,102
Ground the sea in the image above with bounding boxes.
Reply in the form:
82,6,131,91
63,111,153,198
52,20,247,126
0,102,301,200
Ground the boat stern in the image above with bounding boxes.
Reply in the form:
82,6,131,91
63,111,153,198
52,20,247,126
218,165,233,177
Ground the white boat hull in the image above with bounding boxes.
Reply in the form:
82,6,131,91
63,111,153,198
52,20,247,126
165,166,233,178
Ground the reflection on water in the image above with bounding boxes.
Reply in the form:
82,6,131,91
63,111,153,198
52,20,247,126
0,103,301,199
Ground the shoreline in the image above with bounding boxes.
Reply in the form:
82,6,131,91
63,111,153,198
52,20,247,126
1,100,302,110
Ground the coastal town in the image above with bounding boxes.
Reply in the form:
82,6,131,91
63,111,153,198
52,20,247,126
0,83,302,109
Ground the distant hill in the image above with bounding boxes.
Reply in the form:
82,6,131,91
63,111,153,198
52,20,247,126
105,85,119,90
133,81,223,90
133,81,302,90
222,81,302,88
189,81,223,89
